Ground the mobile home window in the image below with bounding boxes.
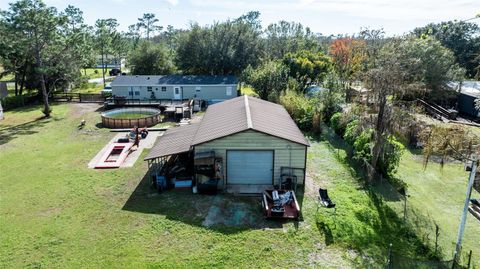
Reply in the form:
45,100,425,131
147,86,153,91
226,86,233,96
128,91,133,96
195,86,201,92
161,86,167,92
134,91,140,96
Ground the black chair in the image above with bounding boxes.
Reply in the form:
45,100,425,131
319,188,336,208
281,177,294,190
317,188,337,226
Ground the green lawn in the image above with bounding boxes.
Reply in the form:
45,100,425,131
81,68,106,79
320,125,480,268
0,73,14,81
71,83,103,94
0,104,452,268
0,104,355,268
379,150,480,267
2,68,105,82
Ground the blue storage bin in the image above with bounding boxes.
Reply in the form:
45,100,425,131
156,175,167,190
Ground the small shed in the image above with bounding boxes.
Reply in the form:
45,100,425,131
145,95,309,193
456,81,480,118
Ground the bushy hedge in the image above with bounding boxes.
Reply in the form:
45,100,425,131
353,128,373,161
1,94,38,111
329,113,404,178
330,112,343,135
379,136,405,178
343,119,360,145
279,90,320,132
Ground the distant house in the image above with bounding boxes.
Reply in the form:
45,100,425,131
457,81,480,118
110,75,238,104
95,55,124,69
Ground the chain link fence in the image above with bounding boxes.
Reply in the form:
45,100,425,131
324,126,477,269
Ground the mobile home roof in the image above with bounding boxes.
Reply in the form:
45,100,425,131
110,75,237,87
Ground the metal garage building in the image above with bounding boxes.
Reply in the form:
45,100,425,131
145,95,309,193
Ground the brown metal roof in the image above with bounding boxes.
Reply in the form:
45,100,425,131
192,95,309,146
247,97,309,146
144,123,200,160
145,96,309,160
191,96,249,145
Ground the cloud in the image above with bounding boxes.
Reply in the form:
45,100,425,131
188,0,479,22
166,0,179,5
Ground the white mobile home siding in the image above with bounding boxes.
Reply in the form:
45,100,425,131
111,85,237,101
194,130,307,188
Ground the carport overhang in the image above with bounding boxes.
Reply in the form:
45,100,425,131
144,123,199,162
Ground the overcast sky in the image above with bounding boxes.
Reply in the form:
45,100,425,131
0,0,478,36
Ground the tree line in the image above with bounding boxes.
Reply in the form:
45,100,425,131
1,1,479,116
0,1,479,179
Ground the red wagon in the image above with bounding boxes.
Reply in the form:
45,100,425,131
262,189,301,220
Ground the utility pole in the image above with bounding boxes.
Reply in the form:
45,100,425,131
452,158,478,266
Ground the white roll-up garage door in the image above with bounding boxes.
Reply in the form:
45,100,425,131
227,150,273,185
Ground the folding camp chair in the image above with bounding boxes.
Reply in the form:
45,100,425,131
319,188,336,208
316,188,337,224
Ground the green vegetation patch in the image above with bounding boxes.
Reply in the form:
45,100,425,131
107,112,155,119
0,104,356,268
308,128,436,265
0,104,464,268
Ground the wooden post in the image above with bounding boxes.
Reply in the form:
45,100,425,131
467,250,472,269
387,243,393,269
435,223,439,256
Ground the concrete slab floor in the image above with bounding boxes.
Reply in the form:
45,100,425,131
87,131,163,168
202,195,284,229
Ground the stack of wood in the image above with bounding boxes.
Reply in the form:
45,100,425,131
474,172,480,193
465,162,480,193
469,199,480,222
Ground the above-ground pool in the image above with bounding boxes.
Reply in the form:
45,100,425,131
101,107,162,128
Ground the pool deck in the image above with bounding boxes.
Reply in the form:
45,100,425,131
104,99,190,108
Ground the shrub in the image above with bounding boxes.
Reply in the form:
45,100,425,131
378,135,405,177
339,119,404,179
279,90,317,131
78,81,95,90
353,128,373,161
330,112,343,135
316,89,343,122
343,119,360,145
242,60,289,101
1,94,38,110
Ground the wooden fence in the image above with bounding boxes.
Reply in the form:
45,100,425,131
51,93,105,103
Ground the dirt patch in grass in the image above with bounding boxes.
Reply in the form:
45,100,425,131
202,195,282,229
67,103,102,119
